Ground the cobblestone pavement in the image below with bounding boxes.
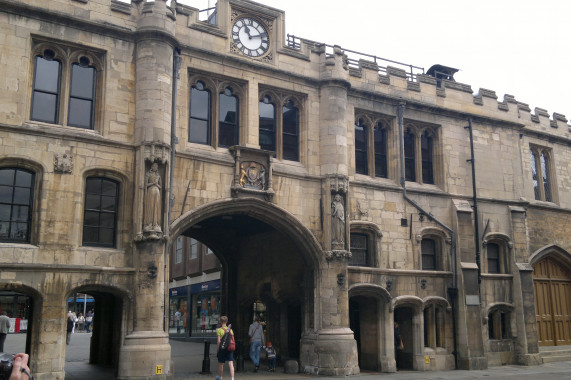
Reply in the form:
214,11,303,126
4,333,571,379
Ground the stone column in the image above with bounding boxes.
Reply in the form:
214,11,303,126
510,206,541,365
118,1,175,377
298,47,359,376
380,302,397,372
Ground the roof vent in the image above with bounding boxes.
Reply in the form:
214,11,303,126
427,64,459,87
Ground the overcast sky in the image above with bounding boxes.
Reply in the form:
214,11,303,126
178,0,570,120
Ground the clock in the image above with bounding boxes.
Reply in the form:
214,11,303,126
232,16,270,58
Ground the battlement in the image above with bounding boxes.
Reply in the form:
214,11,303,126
8,0,568,137
289,36,570,136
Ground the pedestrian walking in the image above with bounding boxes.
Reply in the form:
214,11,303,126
0,311,11,352
66,311,74,345
248,316,265,372
215,316,235,380
85,310,94,333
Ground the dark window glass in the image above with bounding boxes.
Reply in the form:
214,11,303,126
540,151,552,202
189,82,211,144
530,150,541,200
219,88,239,147
349,233,368,266
421,132,434,184
421,238,436,270
374,124,387,178
259,97,275,151
355,120,368,175
31,54,61,124
0,168,34,243
501,312,509,339
487,243,500,274
404,129,416,182
83,177,118,247
488,312,495,339
68,62,96,129
283,101,299,161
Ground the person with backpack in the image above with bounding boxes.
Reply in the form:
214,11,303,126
216,316,235,380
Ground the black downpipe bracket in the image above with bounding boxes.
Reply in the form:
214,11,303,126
397,102,458,369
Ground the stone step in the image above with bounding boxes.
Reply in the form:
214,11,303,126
541,354,571,363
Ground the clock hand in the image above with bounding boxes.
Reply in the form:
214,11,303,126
244,26,252,39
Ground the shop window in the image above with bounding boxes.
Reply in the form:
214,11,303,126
259,89,303,161
488,310,510,340
421,238,436,270
530,146,555,202
424,304,445,348
192,293,221,335
30,43,102,130
175,236,183,264
82,177,118,247
0,168,35,243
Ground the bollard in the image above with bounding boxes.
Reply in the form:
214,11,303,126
200,340,211,374
236,339,244,372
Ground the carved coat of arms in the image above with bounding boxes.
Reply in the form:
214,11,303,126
239,162,266,190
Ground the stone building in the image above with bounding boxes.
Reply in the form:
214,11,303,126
0,0,570,378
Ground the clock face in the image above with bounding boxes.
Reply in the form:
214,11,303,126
232,17,270,58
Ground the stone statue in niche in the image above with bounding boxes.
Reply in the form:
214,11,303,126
143,162,162,233
331,194,345,246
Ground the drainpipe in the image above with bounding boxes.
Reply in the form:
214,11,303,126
465,118,481,287
164,47,182,332
397,102,458,369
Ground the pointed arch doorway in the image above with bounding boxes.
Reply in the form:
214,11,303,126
171,198,321,362
533,255,571,346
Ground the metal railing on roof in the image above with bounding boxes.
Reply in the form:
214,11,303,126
287,34,424,81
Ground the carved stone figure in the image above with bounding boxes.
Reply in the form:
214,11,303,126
239,162,265,190
331,194,345,245
143,163,162,233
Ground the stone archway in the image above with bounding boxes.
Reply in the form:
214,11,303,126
66,285,131,373
348,284,394,372
170,198,322,362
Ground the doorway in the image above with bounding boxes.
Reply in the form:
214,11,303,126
394,307,414,370
533,256,571,346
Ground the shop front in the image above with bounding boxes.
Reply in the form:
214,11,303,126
190,280,221,338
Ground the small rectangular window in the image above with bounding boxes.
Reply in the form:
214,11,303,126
190,238,198,259
68,63,96,129
487,243,500,274
421,239,436,270
259,100,276,151
355,122,368,175
175,236,183,264
349,233,368,266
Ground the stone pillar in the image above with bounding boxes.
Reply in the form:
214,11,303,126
453,199,487,370
118,1,175,377
380,302,397,372
299,48,359,375
510,206,541,365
